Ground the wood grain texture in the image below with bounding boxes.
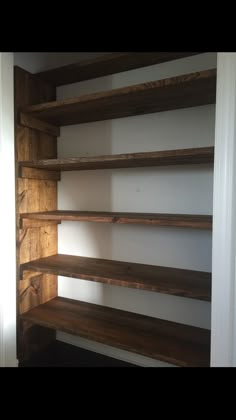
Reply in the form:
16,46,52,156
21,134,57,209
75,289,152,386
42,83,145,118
20,69,216,127
18,226,58,265
20,210,212,230
16,125,57,161
18,274,57,314
17,179,57,214
20,113,60,136
36,52,203,86
20,219,60,229
20,296,211,366
19,147,214,172
15,66,58,360
19,167,61,181
20,254,211,301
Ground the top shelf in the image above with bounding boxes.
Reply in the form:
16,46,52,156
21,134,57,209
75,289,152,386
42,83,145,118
20,69,217,128
35,52,204,87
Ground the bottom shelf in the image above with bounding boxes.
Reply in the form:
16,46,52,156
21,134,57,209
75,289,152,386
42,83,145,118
19,340,137,367
20,296,210,367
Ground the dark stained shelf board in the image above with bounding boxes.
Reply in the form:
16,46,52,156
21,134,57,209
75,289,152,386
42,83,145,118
20,211,212,230
20,296,211,366
36,52,203,87
19,147,214,172
20,254,211,301
21,69,216,127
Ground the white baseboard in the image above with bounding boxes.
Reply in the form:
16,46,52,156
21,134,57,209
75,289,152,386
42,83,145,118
56,331,174,367
1,358,18,368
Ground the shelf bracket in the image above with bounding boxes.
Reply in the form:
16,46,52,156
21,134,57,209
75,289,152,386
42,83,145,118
20,112,60,137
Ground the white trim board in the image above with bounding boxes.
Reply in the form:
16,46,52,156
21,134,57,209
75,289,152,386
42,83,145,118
211,53,236,366
0,53,17,367
0,54,3,366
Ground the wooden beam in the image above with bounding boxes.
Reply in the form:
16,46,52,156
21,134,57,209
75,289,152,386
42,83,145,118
19,166,61,181
19,147,214,172
20,113,60,137
21,69,217,127
19,219,61,229
15,65,58,362
36,52,204,86
20,210,213,230
20,296,211,367
20,253,211,301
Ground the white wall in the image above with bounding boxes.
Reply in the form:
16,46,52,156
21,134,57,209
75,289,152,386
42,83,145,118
14,52,103,73
56,53,217,366
0,53,17,367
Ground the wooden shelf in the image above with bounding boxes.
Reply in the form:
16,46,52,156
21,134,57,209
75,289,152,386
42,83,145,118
36,52,203,87
20,296,210,366
20,210,213,230
20,69,216,127
19,147,214,172
20,254,211,301
16,60,214,366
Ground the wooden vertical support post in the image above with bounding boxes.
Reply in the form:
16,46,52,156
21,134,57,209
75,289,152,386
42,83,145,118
15,66,58,362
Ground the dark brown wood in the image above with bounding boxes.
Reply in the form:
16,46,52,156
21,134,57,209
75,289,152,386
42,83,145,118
20,296,211,366
18,323,56,363
15,66,58,360
36,52,203,87
20,253,211,301
19,147,214,172
20,69,216,127
20,210,212,230
20,113,60,137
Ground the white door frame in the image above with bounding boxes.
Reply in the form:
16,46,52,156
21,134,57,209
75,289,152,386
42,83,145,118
0,52,17,367
211,53,236,366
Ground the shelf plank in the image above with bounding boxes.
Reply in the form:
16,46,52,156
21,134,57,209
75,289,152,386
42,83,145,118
20,296,210,366
18,147,214,172
20,210,212,230
20,254,211,301
21,69,216,127
36,52,203,87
